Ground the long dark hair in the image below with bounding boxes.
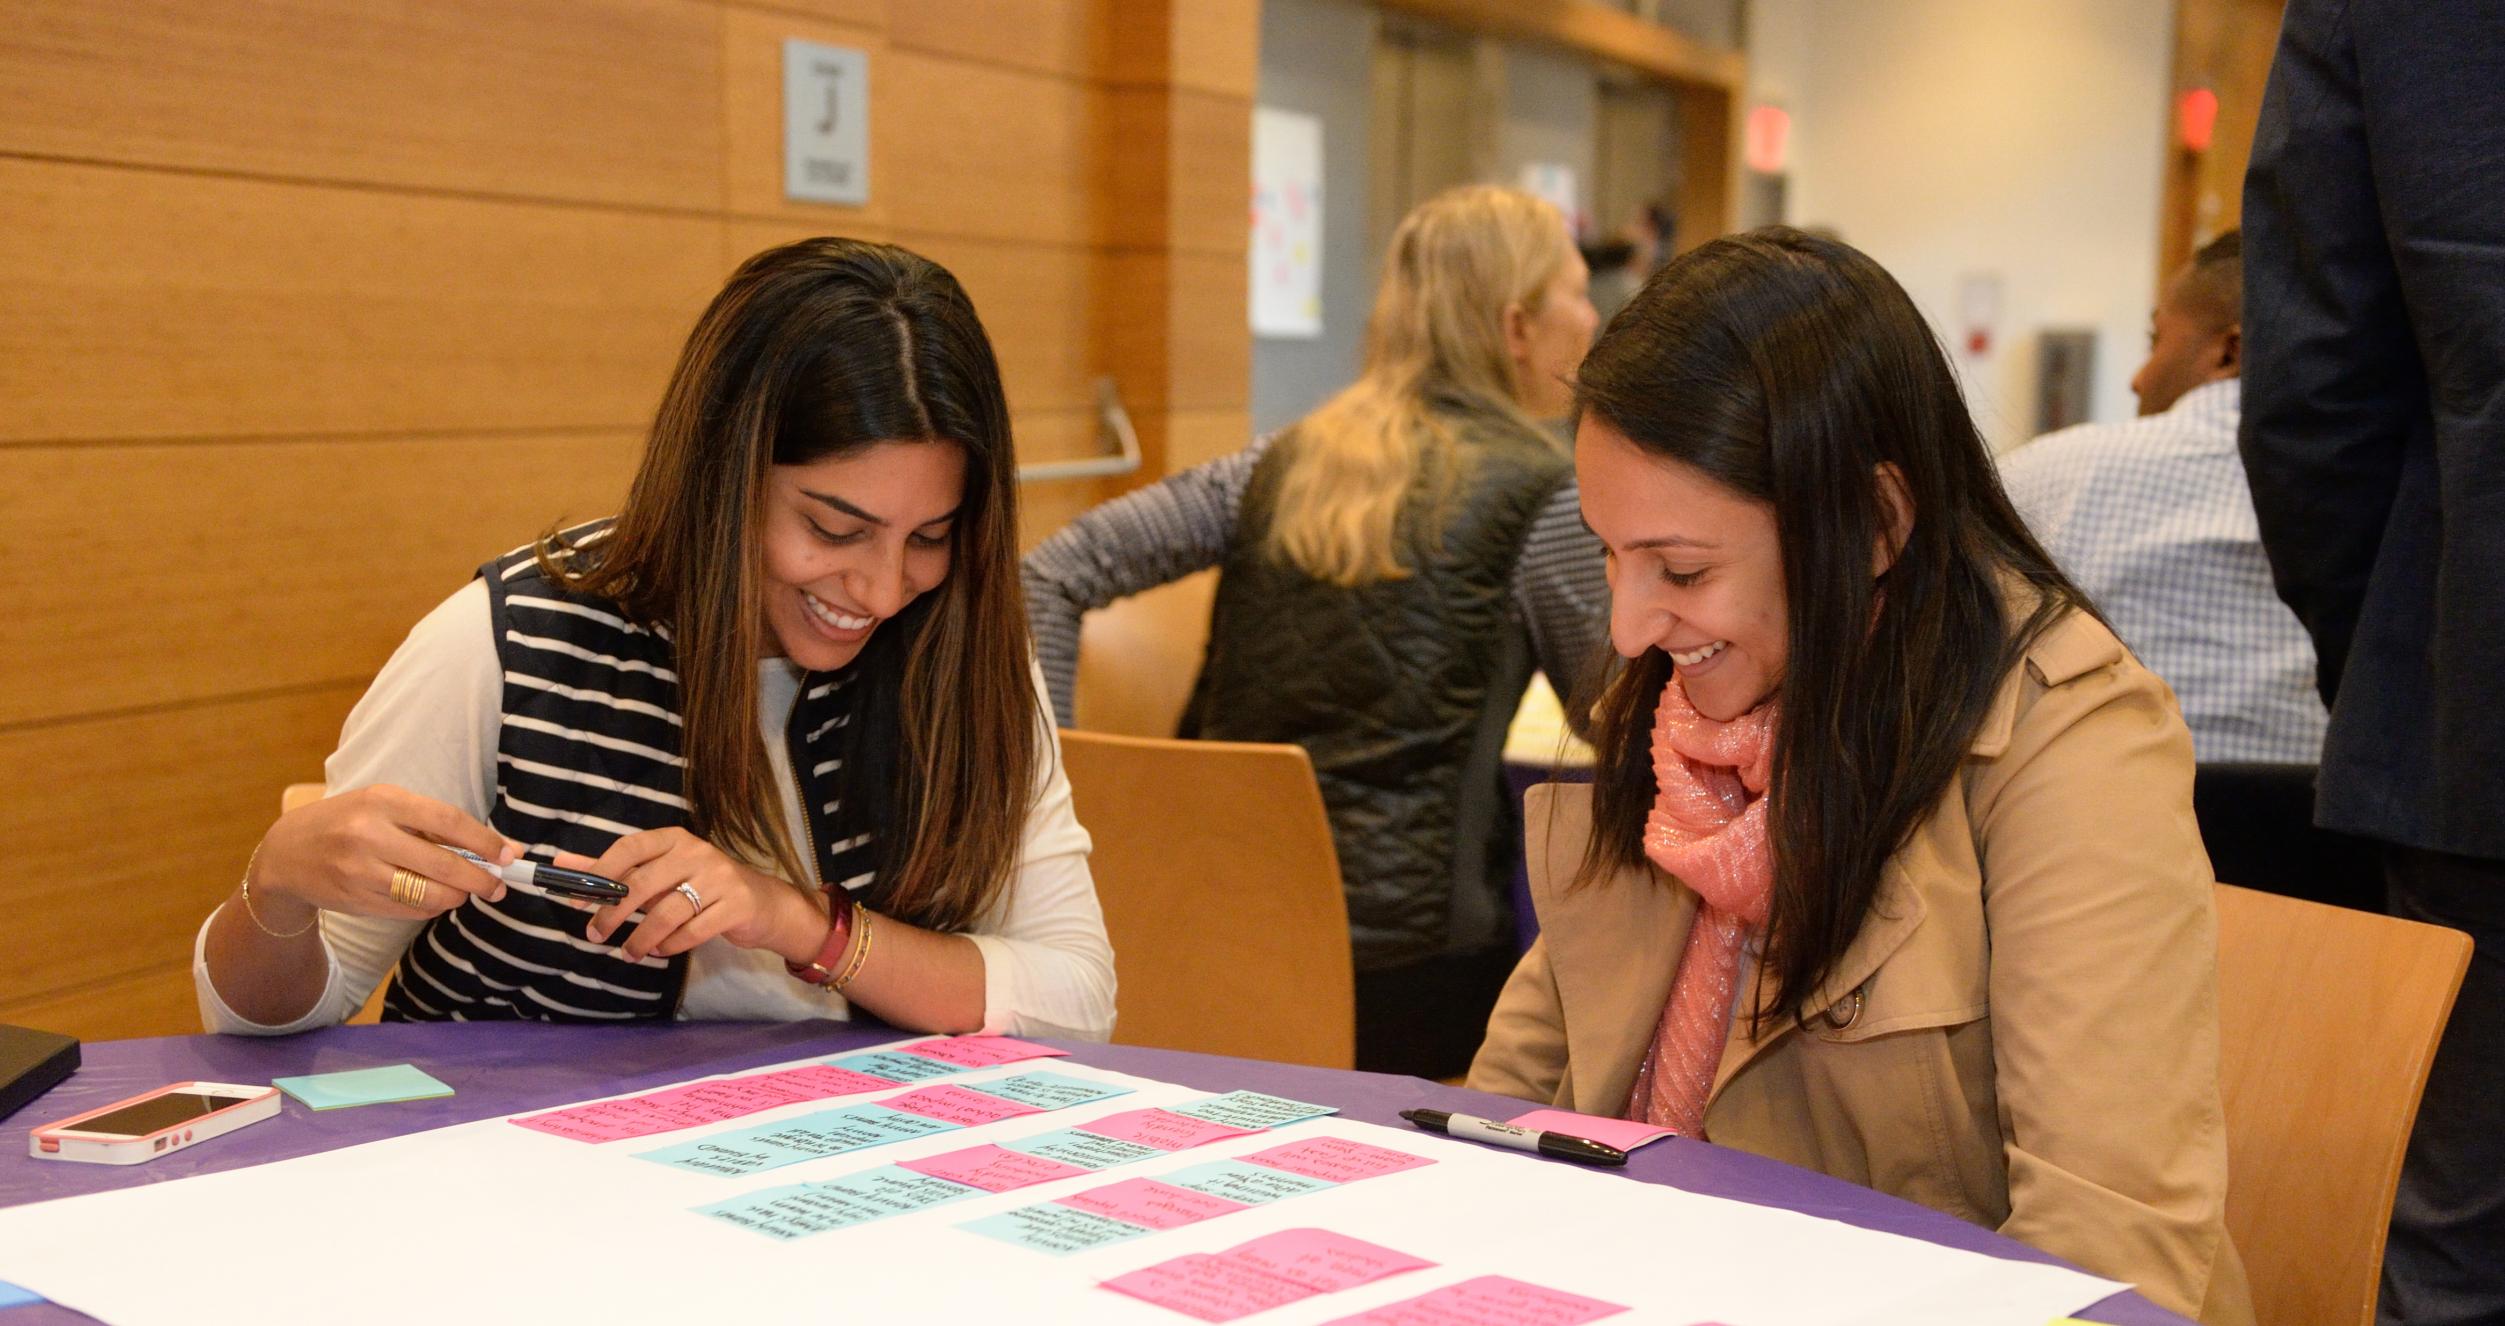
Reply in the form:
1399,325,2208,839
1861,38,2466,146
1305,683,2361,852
553,237,1039,932
1574,228,2096,1028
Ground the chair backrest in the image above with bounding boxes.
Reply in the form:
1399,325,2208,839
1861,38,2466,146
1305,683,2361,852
1072,569,1218,738
2213,882,2470,1326
1056,728,1354,1069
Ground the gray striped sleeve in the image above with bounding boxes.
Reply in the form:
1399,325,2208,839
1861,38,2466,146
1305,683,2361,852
1021,438,1269,726
1512,478,1611,733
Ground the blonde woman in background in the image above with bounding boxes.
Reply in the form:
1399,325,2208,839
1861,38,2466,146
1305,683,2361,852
1024,185,1605,1076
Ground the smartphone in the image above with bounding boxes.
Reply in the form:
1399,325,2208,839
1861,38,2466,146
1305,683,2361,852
29,1081,281,1166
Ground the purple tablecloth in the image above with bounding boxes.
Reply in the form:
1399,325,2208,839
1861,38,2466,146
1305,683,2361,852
0,1022,2188,1325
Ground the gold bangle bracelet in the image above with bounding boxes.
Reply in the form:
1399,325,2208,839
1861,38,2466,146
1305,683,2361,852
238,842,317,940
830,905,875,993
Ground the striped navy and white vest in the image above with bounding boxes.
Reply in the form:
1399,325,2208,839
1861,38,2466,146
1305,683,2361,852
383,526,879,1022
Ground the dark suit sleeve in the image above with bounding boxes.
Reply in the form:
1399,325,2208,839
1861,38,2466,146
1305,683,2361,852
2236,0,2419,702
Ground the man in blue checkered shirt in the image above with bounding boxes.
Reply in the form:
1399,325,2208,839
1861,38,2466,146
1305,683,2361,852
1999,231,2328,766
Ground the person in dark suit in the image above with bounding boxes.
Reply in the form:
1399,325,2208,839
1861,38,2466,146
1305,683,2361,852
2240,5,2505,1322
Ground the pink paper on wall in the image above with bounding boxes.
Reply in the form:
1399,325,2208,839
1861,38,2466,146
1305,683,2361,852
1317,1275,1630,1325
1239,1136,1435,1183
898,1035,1071,1068
1055,1178,1250,1230
1074,1108,1262,1152
898,1144,1093,1193
880,1084,1043,1127
1504,1109,1677,1154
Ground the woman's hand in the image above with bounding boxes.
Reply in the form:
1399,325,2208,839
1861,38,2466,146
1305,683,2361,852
563,829,821,962
254,785,520,920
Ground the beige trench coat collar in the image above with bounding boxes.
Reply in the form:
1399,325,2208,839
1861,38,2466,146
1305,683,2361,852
1527,660,2029,1119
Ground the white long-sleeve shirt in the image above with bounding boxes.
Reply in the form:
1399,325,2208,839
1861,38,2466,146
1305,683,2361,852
196,578,1117,1040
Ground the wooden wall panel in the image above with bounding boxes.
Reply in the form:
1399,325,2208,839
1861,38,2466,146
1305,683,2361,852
901,233,1099,416
0,685,359,1014
0,162,720,443
1,0,1253,1040
890,0,1103,79
1,0,723,209
732,0,888,28
1165,408,1258,471
884,51,1105,245
722,5,891,225
0,966,203,1045
724,219,897,276
1105,87,1254,255
2160,0,2286,282
1105,0,1260,98
1100,250,1252,413
0,433,642,727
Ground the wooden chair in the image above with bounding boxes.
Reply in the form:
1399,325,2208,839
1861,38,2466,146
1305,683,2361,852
1072,569,1218,737
2213,881,2471,1326
1056,729,1354,1069
279,782,390,1026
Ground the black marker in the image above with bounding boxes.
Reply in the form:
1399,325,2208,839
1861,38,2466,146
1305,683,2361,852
442,846,631,902
1398,1108,1628,1167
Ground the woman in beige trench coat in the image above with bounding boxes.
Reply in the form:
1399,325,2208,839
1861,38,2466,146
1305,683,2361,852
1468,230,2253,1326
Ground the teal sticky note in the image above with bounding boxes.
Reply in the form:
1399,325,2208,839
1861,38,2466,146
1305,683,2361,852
0,1280,42,1309
1166,1090,1337,1130
271,1063,453,1110
1001,1128,1163,1170
826,1050,962,1083
638,1133,826,1178
697,1168,982,1241
1159,1159,1336,1204
960,1203,1154,1255
971,1071,1134,1111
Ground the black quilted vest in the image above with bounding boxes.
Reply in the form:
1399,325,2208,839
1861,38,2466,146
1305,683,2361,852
1183,401,1570,970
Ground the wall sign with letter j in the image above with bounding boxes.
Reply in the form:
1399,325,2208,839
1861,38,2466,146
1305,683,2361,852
784,39,869,206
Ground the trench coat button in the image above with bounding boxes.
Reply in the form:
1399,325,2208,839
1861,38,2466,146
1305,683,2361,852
1822,982,1869,1030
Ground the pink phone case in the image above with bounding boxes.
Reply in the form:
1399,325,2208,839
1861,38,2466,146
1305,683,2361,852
29,1081,281,1166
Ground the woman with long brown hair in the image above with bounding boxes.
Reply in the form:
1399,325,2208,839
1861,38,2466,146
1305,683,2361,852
1469,229,2253,1324
198,238,1114,1039
1023,184,1604,1078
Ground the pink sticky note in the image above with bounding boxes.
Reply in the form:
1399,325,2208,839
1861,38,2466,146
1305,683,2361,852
512,1066,885,1143
897,1035,1070,1069
1056,1178,1250,1230
1240,1136,1436,1184
881,1083,1043,1127
1318,1275,1629,1325
899,1143,1093,1193
765,1064,910,1097
1076,1108,1262,1152
1101,1254,1322,1323
1505,1109,1677,1154
1219,1228,1437,1294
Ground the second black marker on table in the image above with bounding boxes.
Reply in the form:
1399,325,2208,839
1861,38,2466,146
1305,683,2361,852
1398,1108,1629,1167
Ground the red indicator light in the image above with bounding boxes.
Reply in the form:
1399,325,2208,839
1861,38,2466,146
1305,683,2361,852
1745,105,1791,174
2177,88,2219,152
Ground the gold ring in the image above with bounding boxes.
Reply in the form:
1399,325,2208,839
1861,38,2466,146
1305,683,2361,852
390,868,431,908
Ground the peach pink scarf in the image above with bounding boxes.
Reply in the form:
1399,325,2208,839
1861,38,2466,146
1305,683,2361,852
1624,674,1777,1136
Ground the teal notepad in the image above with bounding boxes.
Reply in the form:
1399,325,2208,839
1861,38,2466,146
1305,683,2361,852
271,1063,453,1110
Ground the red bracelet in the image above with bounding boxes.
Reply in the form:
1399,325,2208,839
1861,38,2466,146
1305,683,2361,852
787,896,857,986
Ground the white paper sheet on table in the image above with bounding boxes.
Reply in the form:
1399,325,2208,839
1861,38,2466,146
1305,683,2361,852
0,1038,2126,1325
